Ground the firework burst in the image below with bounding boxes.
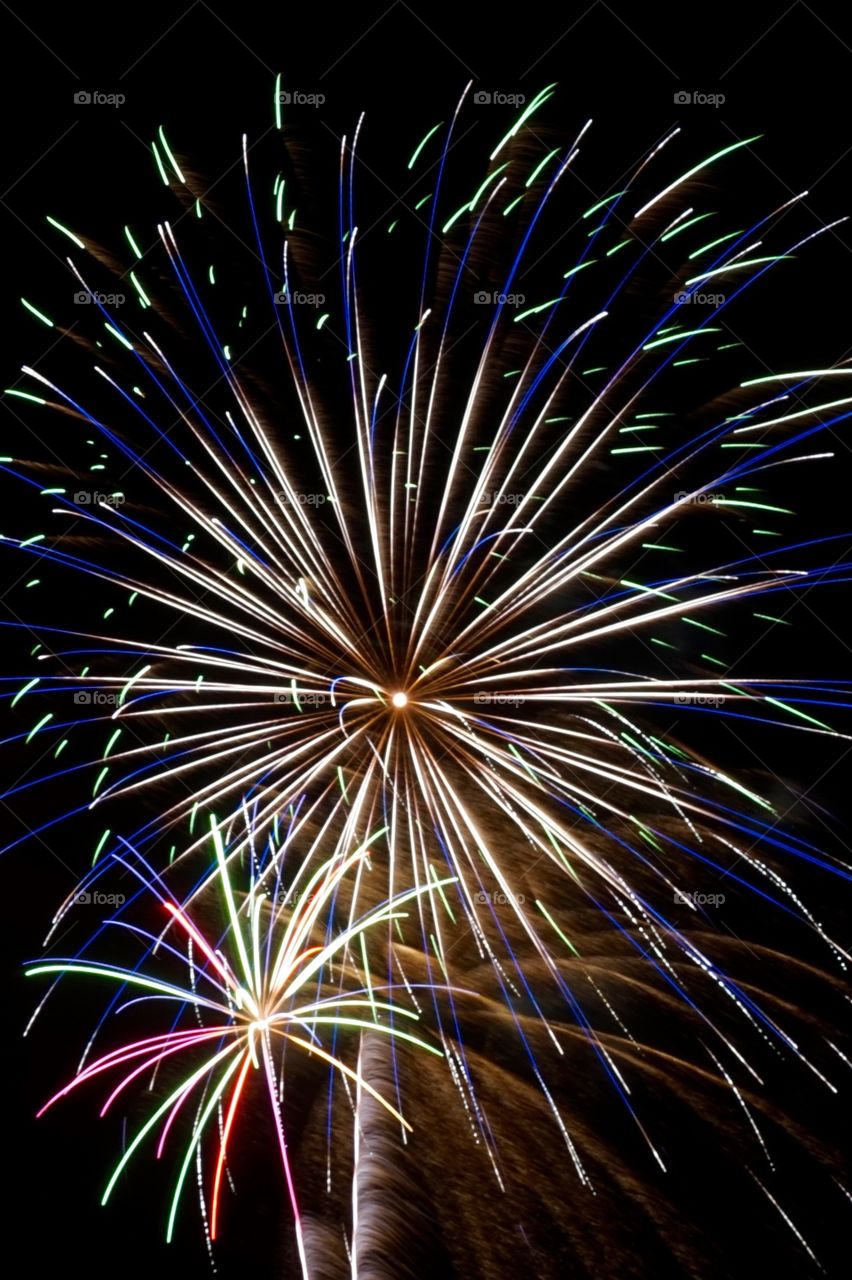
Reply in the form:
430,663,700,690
27,814,450,1267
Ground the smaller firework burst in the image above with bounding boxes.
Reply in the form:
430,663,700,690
26,814,451,1272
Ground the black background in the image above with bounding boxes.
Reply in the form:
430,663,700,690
1,2,852,1276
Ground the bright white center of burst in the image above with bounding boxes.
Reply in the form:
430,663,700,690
391,691,408,709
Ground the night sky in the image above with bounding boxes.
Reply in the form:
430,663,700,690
2,3,852,1276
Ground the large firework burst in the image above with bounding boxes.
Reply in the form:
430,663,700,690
5,81,852,1269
